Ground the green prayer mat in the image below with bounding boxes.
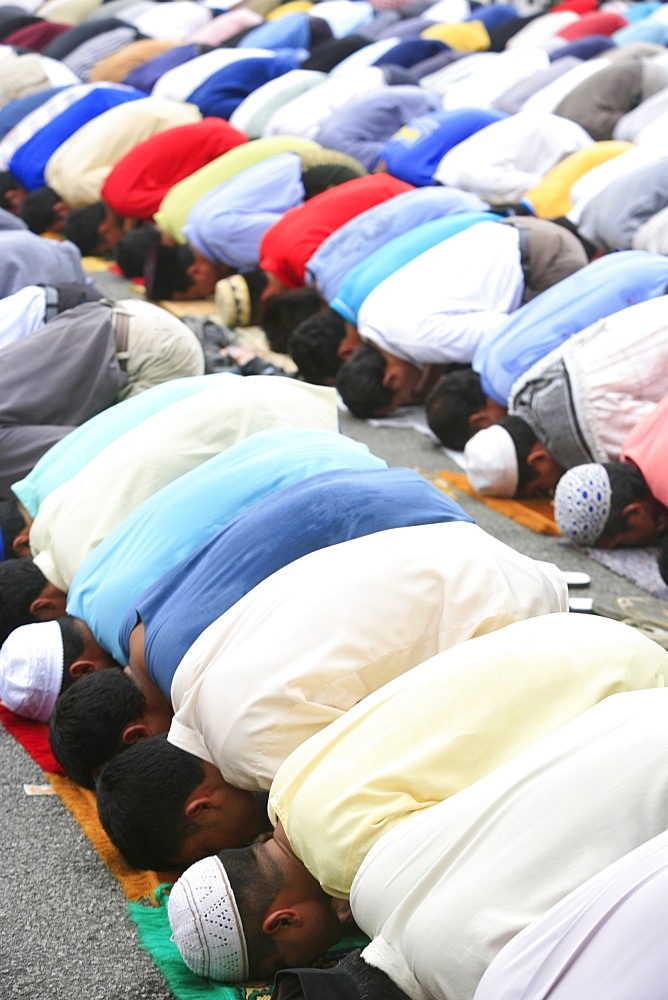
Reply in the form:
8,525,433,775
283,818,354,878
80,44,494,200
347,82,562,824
129,884,369,1000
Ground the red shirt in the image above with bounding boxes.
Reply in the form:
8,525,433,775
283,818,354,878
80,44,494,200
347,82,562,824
259,174,414,288
101,117,247,220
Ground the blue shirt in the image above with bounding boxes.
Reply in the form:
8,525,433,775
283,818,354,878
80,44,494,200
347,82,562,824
185,54,299,120
122,45,201,94
308,187,490,305
183,152,305,270
68,428,387,667
374,107,507,187
119,466,474,697
475,250,668,405
331,211,497,324
8,85,145,191
0,86,68,141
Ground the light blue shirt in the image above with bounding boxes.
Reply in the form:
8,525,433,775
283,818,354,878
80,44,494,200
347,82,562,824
12,374,226,517
475,250,668,405
67,428,386,664
330,211,497,324
183,152,305,269
307,186,490,305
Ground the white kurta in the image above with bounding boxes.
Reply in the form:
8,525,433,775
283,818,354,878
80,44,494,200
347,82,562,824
29,376,338,592
168,521,568,793
357,221,524,366
474,829,668,1000
433,111,593,204
352,688,668,1000
268,613,667,898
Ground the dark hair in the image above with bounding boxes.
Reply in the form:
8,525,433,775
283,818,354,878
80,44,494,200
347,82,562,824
114,225,161,278
0,499,24,560
96,734,204,870
598,460,652,540
289,309,344,384
220,843,283,977
425,368,484,450
0,559,48,645
300,162,366,200
58,614,85,678
20,186,63,234
336,343,393,418
261,287,324,354
49,664,145,788
658,533,668,586
0,171,22,213
63,202,106,256
500,414,539,491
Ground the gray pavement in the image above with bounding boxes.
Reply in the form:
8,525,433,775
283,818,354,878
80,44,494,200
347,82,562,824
0,274,663,999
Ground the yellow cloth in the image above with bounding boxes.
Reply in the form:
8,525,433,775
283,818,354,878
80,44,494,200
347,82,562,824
45,98,201,210
89,39,178,84
30,376,338,591
267,0,313,17
37,0,102,25
524,141,635,219
421,20,490,52
270,612,668,899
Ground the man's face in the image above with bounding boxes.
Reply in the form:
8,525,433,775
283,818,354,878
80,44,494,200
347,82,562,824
170,786,267,868
380,354,423,412
96,207,125,255
337,323,363,363
517,453,564,497
258,895,344,980
597,501,668,549
172,249,221,300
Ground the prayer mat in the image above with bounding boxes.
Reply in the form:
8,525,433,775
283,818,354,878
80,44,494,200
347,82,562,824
426,469,560,535
0,703,363,998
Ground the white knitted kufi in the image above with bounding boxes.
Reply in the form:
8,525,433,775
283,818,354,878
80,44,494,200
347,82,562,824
554,463,612,546
0,620,63,722
464,424,519,497
168,855,249,983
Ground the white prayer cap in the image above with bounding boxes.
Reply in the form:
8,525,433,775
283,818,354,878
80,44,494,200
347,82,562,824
168,855,249,983
554,463,611,546
464,425,519,497
0,620,63,721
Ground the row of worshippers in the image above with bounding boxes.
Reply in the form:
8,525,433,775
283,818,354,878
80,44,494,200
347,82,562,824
5,0,668,270
2,363,668,997
3,0,668,571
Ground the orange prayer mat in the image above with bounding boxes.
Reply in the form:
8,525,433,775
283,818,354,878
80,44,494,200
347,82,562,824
424,469,561,536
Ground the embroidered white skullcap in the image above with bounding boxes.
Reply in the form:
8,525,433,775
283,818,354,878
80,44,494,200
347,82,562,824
0,620,63,721
464,425,519,497
554,463,611,546
168,855,249,983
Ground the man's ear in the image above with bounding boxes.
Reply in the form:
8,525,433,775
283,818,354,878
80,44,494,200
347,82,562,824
468,410,494,432
262,909,302,936
11,528,31,557
120,721,152,746
28,588,67,620
68,658,104,681
526,441,551,470
53,199,70,221
622,500,667,534
183,792,217,820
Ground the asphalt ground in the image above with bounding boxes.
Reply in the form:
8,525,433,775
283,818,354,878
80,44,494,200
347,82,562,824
0,269,663,999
